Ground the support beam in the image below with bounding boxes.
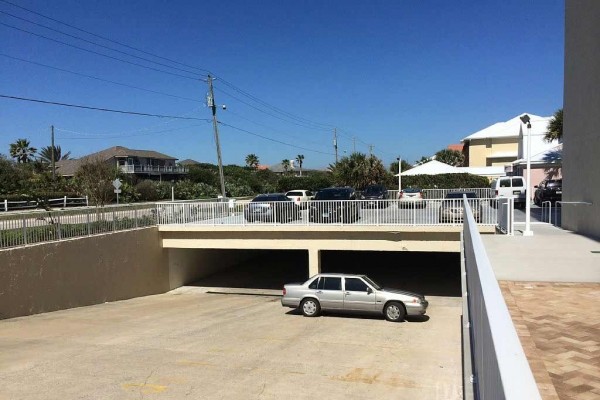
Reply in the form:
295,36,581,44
308,249,321,277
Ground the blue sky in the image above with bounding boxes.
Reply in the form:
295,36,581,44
0,0,564,169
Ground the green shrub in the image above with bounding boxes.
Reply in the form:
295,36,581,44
401,173,490,189
135,180,159,201
276,174,334,192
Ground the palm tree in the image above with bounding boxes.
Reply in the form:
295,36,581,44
281,159,291,175
39,145,71,163
544,108,563,143
9,138,37,163
245,153,259,170
295,154,304,176
434,149,465,167
329,152,389,190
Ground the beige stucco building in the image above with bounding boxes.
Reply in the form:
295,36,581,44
562,0,600,238
462,113,556,168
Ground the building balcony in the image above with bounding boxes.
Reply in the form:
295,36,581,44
119,165,188,174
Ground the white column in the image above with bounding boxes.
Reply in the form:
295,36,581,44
308,248,321,277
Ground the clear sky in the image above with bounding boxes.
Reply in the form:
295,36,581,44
0,0,564,169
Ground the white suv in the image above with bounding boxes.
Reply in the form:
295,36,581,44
285,189,314,208
490,176,527,208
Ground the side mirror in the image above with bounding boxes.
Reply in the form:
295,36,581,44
367,287,373,294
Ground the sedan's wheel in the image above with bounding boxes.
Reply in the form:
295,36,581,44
384,301,406,322
301,298,320,317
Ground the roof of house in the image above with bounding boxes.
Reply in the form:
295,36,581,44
462,113,550,141
54,159,80,177
178,159,201,166
447,143,464,151
87,146,177,161
512,144,563,166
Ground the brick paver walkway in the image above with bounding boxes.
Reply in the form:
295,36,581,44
500,281,600,400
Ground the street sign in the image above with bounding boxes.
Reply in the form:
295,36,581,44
114,189,122,194
112,179,122,190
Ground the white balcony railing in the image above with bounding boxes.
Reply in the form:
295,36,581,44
119,165,188,174
461,197,541,399
156,198,499,226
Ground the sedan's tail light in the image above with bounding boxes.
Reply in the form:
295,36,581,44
399,192,404,199
282,288,286,295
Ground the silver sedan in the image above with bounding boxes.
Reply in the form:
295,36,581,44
281,273,428,322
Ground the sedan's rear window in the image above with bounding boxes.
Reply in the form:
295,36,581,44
402,187,422,193
322,277,341,290
253,195,289,202
286,191,303,196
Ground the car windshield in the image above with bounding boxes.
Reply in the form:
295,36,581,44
546,180,562,187
314,189,350,200
402,187,421,193
445,192,477,199
362,276,382,290
364,186,384,194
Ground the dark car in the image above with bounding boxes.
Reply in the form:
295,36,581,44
244,194,301,223
534,179,562,205
360,185,389,208
309,187,360,223
439,191,482,223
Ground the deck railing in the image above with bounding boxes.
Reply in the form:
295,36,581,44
156,198,498,226
462,197,541,399
0,204,156,249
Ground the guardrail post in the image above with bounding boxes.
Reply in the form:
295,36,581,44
56,213,62,240
87,209,91,235
63,196,67,208
85,196,89,207
3,199,7,212
22,215,27,245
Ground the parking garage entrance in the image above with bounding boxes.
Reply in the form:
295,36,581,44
187,249,460,297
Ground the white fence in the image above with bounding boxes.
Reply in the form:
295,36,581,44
496,198,514,235
2,196,88,212
156,198,498,226
462,199,541,399
0,204,156,249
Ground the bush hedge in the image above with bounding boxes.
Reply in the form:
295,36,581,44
401,173,490,189
276,174,334,193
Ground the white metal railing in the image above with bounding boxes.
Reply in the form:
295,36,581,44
2,196,88,212
462,197,541,399
496,198,514,235
0,204,156,249
119,165,188,174
156,198,498,227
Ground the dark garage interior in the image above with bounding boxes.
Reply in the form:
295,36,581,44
190,249,461,297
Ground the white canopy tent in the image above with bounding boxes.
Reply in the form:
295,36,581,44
396,160,460,176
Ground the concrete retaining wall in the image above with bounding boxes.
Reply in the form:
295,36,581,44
0,229,247,320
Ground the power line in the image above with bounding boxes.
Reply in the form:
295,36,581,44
0,10,204,77
0,0,211,74
0,94,212,120
0,53,202,103
56,124,205,139
219,122,335,156
0,22,203,82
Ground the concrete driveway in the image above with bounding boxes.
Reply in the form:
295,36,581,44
0,289,462,400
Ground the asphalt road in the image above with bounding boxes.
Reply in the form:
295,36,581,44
0,289,462,400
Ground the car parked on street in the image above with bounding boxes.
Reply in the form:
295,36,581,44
439,191,482,223
244,194,301,223
282,273,428,322
285,189,314,208
360,185,389,208
534,179,562,205
309,187,360,223
398,187,425,208
490,176,527,208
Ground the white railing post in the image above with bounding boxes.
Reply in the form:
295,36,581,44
3,199,7,212
63,196,67,208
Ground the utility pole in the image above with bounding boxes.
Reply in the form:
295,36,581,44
207,75,227,199
51,125,55,181
333,128,338,164
353,136,356,153
369,145,374,156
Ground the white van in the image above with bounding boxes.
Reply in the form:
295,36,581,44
490,176,527,208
